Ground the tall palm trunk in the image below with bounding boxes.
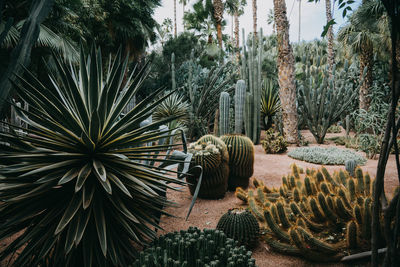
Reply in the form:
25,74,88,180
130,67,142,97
213,0,224,48
234,11,240,63
174,0,177,37
273,0,299,144
359,44,373,110
325,0,335,76
252,0,257,36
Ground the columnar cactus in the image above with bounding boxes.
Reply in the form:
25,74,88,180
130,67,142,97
220,134,254,190
188,135,229,199
171,52,176,91
345,159,357,177
235,164,386,262
235,80,246,134
132,227,257,267
216,209,260,249
241,29,263,144
219,92,230,136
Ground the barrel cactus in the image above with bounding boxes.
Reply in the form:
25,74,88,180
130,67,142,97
221,135,254,190
187,137,229,199
132,227,257,267
216,209,260,249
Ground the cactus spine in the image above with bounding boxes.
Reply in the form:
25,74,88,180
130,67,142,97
241,29,262,144
235,80,246,134
219,92,230,136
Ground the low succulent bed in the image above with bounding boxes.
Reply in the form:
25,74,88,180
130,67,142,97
288,147,366,165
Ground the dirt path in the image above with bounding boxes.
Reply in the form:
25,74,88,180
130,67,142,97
159,131,399,267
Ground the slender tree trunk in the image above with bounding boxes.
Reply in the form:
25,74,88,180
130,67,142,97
273,0,299,144
174,0,177,37
325,0,335,76
234,11,240,63
213,0,224,48
359,44,373,110
252,0,257,36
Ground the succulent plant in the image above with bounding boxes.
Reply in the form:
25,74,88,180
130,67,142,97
260,79,281,130
345,159,357,177
261,129,287,154
235,164,385,262
220,134,254,190
288,146,366,165
234,80,246,134
219,92,231,135
0,47,191,266
216,209,260,249
132,227,257,267
187,136,229,199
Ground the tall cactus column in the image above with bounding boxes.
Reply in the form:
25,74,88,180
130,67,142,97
235,80,246,134
219,92,230,135
241,29,262,144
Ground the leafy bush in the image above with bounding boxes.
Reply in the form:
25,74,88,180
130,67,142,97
288,147,366,165
327,136,347,146
327,124,342,133
357,133,380,159
133,227,257,266
261,129,287,154
0,47,189,266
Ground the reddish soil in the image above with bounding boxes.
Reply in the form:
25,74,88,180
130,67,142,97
159,130,400,267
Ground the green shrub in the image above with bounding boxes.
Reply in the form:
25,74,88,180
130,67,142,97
261,129,287,154
133,227,257,266
288,147,366,165
357,134,380,159
327,136,347,146
0,47,189,266
327,125,342,133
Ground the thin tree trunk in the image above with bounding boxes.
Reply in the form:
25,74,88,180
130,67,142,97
359,44,373,110
213,0,224,48
252,0,257,36
234,11,240,63
325,0,335,76
174,0,177,37
273,0,299,144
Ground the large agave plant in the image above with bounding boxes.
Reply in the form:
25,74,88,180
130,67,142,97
0,47,189,266
261,79,281,129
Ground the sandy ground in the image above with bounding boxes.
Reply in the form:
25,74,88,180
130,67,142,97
159,130,400,267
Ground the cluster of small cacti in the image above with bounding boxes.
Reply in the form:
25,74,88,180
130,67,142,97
132,227,257,267
220,134,254,190
187,135,229,199
235,164,380,261
261,129,287,154
216,209,260,249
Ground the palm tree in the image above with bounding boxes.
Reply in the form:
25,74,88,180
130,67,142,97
338,0,382,111
273,0,299,144
184,0,216,44
180,0,189,30
267,8,275,33
212,0,224,47
174,0,178,37
252,0,257,35
225,0,246,62
325,0,335,75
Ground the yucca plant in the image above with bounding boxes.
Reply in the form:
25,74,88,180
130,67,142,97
261,79,280,130
0,46,190,266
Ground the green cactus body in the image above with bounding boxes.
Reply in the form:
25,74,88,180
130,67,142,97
348,179,356,202
320,182,331,196
248,197,264,222
216,209,260,248
264,237,302,256
221,135,254,190
133,227,256,266
297,227,338,255
355,168,364,195
334,197,353,220
338,170,348,185
282,176,289,189
289,202,324,232
304,177,313,196
317,193,338,223
219,92,231,136
289,228,306,250
364,173,371,196
345,160,356,177
326,195,335,211
277,202,292,229
309,198,326,223
270,204,280,225
263,210,290,242
256,187,265,203
315,171,325,184
346,221,358,249
354,205,363,225
289,176,296,188
187,137,229,199
291,164,300,179
362,198,372,240
235,80,246,134
338,188,352,209
293,188,301,202
235,188,248,203
252,178,264,188
321,167,338,187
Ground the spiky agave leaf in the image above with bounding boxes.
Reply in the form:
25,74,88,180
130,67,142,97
0,46,187,266
261,79,280,127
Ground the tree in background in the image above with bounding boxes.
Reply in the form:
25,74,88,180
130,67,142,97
212,0,224,47
225,0,246,62
252,0,257,36
273,0,299,144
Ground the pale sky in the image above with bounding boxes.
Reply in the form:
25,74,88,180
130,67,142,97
154,0,358,44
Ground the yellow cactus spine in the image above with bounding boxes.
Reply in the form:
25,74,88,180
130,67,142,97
277,201,291,228
291,163,300,179
263,210,290,242
248,197,264,222
317,193,338,223
235,187,248,203
256,187,265,203
253,177,263,188
346,221,358,249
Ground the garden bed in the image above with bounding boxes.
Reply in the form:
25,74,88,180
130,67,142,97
159,130,400,267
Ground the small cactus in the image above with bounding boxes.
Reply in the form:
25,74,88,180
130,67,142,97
345,159,357,177
216,209,260,248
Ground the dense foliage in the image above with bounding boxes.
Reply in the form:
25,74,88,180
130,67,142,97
288,147,366,165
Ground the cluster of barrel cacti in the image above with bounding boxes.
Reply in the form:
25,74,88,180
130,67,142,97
216,209,260,249
235,164,380,261
187,135,229,199
132,227,257,267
